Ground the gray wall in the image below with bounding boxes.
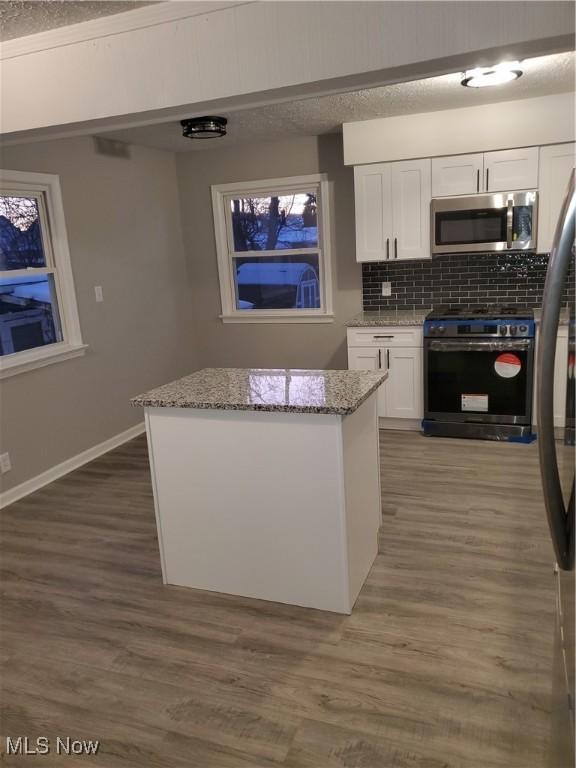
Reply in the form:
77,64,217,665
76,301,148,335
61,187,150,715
176,134,362,370
1,136,196,491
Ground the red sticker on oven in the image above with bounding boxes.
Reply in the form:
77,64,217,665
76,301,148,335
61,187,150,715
494,353,522,378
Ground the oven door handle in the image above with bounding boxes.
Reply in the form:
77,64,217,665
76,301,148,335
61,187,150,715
427,339,532,352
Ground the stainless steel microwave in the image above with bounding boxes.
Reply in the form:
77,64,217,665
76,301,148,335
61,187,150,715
431,190,538,254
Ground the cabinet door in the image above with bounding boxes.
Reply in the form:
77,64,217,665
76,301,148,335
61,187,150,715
386,347,423,419
390,159,431,261
532,328,568,428
484,147,539,192
347,346,387,417
431,153,484,197
354,163,392,262
554,331,569,429
538,143,575,253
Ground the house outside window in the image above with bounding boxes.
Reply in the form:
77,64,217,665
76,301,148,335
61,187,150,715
211,174,334,323
0,170,85,378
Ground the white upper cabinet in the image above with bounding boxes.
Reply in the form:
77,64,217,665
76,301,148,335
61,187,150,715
538,143,575,253
432,153,484,196
390,159,431,261
354,163,392,262
484,147,539,192
431,148,539,196
354,158,431,262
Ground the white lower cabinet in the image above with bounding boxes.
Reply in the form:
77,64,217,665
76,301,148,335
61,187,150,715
533,326,569,429
347,327,423,428
386,347,423,419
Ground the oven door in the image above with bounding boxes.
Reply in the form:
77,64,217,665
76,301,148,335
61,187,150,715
431,191,538,254
425,338,534,424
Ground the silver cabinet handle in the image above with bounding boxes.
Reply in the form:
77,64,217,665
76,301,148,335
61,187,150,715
506,199,514,249
537,169,575,571
387,349,390,368
378,349,382,368
476,169,480,192
486,168,489,191
394,237,398,259
386,238,389,260
373,335,394,339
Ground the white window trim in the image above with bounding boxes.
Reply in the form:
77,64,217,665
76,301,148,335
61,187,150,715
211,174,334,324
0,169,86,379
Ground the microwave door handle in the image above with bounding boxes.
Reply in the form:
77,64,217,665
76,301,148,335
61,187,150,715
506,200,514,249
537,169,575,571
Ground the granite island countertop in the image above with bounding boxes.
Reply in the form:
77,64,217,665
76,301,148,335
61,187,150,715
345,309,431,327
132,368,387,416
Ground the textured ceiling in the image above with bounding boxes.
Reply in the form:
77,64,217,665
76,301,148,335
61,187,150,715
0,1,157,41
101,51,575,153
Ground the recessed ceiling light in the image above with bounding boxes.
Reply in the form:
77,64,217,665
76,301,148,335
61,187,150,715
181,116,228,139
461,61,523,88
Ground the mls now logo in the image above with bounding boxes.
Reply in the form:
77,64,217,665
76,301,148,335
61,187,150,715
6,736,100,756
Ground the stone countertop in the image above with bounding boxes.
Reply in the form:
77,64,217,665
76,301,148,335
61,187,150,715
345,309,431,327
132,368,387,416
534,307,570,326
347,306,571,327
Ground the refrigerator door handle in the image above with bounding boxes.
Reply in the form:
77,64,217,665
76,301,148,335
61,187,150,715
537,170,576,571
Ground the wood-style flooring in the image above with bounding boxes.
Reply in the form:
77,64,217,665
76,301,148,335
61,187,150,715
0,431,557,767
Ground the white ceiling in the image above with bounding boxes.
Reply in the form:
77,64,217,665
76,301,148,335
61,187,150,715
0,1,157,41
100,51,575,153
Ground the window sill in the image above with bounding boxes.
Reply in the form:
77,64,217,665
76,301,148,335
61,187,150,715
220,314,335,325
0,342,88,380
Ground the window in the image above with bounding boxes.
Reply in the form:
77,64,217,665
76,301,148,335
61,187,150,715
0,170,85,378
211,175,333,323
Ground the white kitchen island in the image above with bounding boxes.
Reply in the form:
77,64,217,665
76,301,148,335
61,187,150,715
132,368,386,614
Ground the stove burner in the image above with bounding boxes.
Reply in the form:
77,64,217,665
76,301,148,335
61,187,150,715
427,304,534,321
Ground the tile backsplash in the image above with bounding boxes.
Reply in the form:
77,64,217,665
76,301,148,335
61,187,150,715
362,252,575,310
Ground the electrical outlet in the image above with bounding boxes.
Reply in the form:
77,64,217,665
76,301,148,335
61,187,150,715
381,282,392,297
94,286,104,302
0,452,11,474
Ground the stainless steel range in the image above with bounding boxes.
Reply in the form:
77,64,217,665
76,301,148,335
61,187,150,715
423,304,535,440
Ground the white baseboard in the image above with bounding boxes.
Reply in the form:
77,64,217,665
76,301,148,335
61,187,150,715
0,422,146,510
378,417,421,431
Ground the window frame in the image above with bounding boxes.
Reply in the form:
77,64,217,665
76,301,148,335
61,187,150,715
0,169,86,378
211,174,334,323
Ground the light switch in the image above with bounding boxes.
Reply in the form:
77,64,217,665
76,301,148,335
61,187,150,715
381,282,392,297
94,286,104,302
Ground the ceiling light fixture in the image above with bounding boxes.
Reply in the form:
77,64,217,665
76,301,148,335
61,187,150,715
181,116,227,139
461,61,523,88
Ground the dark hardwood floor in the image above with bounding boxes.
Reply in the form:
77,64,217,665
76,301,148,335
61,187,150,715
0,431,557,767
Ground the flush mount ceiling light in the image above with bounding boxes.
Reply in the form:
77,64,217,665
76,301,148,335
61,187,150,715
180,116,227,139
461,61,523,88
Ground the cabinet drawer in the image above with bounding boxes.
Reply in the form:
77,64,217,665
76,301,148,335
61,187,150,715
347,326,423,348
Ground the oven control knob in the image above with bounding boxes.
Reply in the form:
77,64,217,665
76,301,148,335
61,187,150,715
519,324,528,334
509,325,518,336
429,325,436,335
499,326,508,336
437,325,446,334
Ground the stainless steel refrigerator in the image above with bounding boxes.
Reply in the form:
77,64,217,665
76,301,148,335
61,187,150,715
538,169,575,767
